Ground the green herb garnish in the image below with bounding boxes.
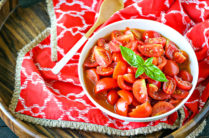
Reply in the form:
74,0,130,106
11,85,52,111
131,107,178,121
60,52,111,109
120,46,167,82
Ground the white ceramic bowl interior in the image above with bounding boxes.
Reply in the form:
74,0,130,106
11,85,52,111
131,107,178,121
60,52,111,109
78,19,199,122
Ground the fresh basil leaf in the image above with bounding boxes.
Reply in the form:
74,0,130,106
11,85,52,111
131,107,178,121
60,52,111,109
120,46,143,67
136,55,144,64
135,66,145,78
145,57,153,66
144,65,167,82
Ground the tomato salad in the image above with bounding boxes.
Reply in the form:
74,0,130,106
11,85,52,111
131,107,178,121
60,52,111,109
83,28,193,118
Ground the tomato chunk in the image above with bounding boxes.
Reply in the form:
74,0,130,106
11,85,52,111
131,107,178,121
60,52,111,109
112,52,124,62
174,76,192,91
84,51,98,67
179,70,193,82
97,38,106,47
173,52,186,63
129,102,152,118
117,75,132,91
86,69,100,84
157,56,167,70
169,99,182,107
113,61,127,79
163,76,176,94
111,30,123,40
142,30,161,41
94,46,112,67
131,29,142,40
152,101,174,116
148,84,171,100
145,37,166,47
115,98,128,116
107,90,119,105
138,44,164,57
118,90,133,104
95,78,118,93
147,78,161,88
117,32,135,44
108,39,122,52
165,41,179,59
163,60,179,77
96,66,113,76
171,89,189,99
133,79,148,103
123,74,135,83
125,40,138,51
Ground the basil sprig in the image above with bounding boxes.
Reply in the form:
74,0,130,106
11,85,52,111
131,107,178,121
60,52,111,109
120,46,167,82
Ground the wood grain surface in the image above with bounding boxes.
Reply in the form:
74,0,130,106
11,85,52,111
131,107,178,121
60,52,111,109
0,0,208,138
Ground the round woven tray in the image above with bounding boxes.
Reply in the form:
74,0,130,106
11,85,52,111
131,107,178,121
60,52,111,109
0,0,208,137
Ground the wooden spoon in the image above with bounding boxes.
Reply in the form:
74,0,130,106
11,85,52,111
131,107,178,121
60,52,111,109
52,0,124,74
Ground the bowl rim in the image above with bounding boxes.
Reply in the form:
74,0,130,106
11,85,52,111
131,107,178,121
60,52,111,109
78,19,199,122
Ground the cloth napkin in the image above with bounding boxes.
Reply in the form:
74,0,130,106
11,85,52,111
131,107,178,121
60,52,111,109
9,0,209,136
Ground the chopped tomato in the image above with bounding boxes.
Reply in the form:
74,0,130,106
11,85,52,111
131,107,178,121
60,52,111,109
163,60,179,77
95,78,118,93
94,46,112,67
173,52,186,63
84,51,98,67
123,74,135,83
179,70,193,82
138,44,164,57
125,40,138,51
97,38,106,47
145,37,166,47
131,29,142,40
127,67,135,74
107,90,119,105
163,76,176,94
169,99,182,107
86,69,100,84
148,84,171,100
171,89,189,99
132,97,140,106
117,75,132,91
129,102,152,118
115,98,129,116
152,101,174,116
152,57,158,66
165,40,179,59
142,30,161,41
108,39,122,52
112,52,124,62
117,32,135,44
96,66,114,76
133,79,148,103
174,76,192,91
113,61,127,79
111,30,123,40
147,78,161,88
118,90,133,104
157,56,167,70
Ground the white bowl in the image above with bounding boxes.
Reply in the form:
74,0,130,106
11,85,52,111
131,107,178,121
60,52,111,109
78,19,199,122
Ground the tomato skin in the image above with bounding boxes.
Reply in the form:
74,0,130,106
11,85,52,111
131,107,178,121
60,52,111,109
117,75,132,91
113,61,127,79
123,73,135,83
97,38,106,47
165,41,179,59
128,102,152,118
118,90,133,104
138,44,164,57
179,70,193,82
94,46,112,67
131,29,142,40
174,76,192,91
133,79,148,103
157,56,167,70
145,37,166,47
171,89,189,99
152,101,174,116
125,40,138,51
86,69,100,84
163,76,176,94
84,50,99,67
148,84,171,100
107,90,119,105
163,60,179,77
127,67,135,74
95,78,118,94
108,39,122,52
132,97,140,106
152,57,158,66
111,30,123,40
169,99,182,107
173,52,186,63
142,30,161,41
147,78,161,88
96,66,114,76
112,52,124,62
115,98,129,116
117,33,135,44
